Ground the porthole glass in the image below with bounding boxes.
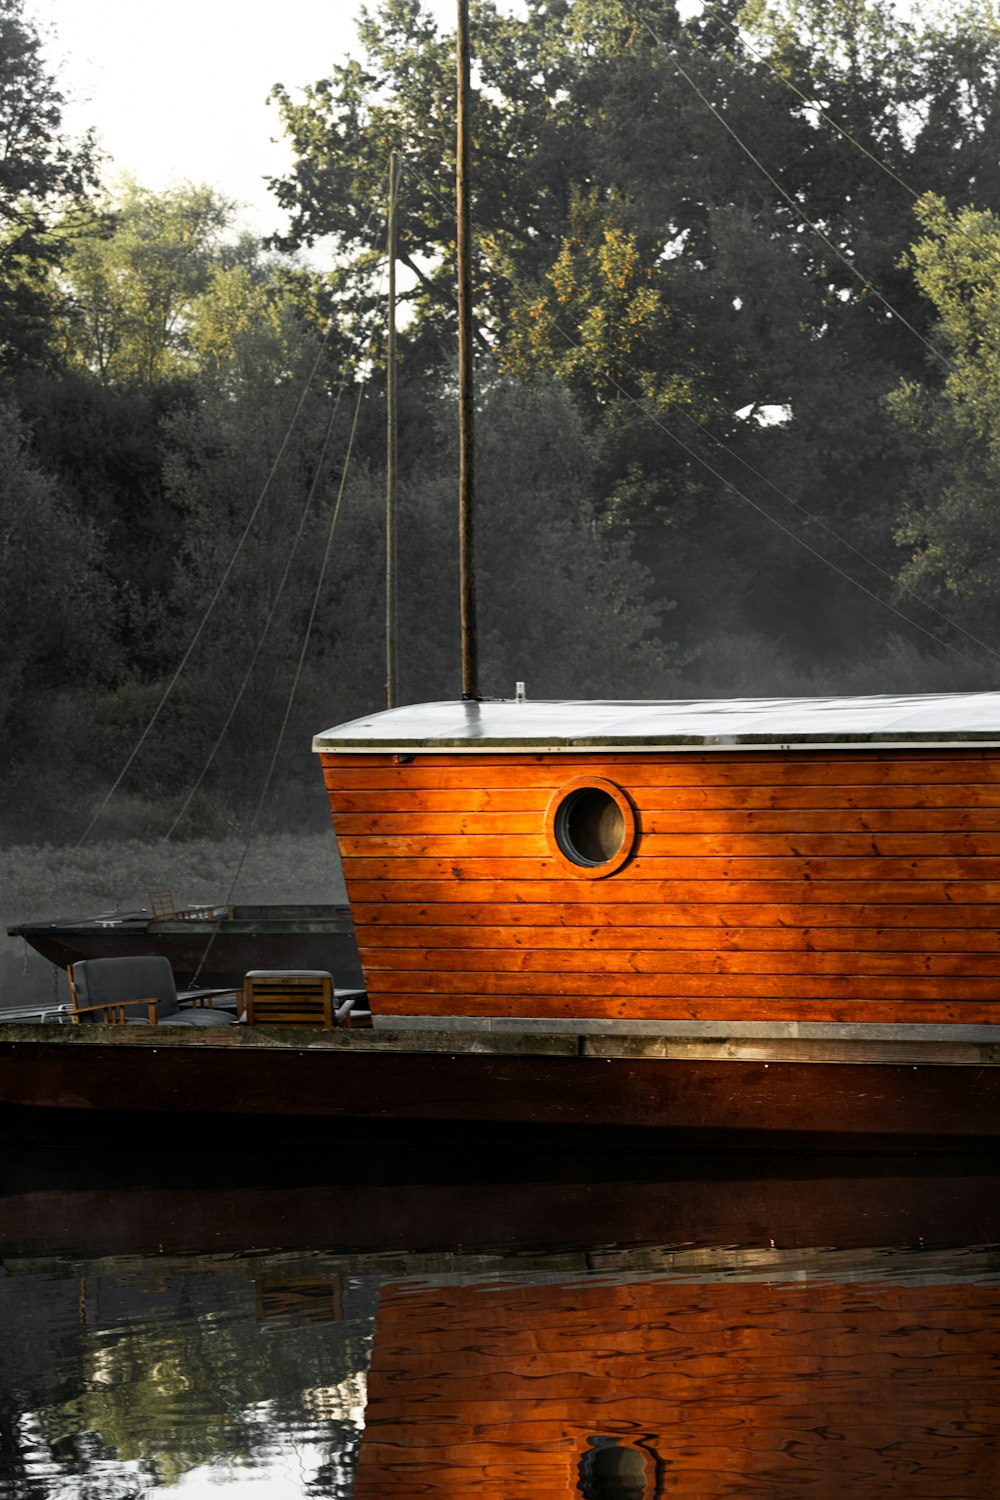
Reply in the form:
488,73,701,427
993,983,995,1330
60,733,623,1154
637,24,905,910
545,777,637,877
556,787,625,866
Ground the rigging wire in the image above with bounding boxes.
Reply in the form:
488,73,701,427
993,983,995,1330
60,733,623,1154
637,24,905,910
548,314,993,675
408,163,997,669
75,197,388,848
675,0,1000,348
190,375,369,986
682,0,1000,280
617,0,964,384
185,235,391,981
160,376,350,842
663,392,1000,665
74,323,339,849
681,0,924,203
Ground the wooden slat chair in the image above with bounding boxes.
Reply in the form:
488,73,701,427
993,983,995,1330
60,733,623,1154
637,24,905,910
68,955,239,1026
244,971,337,1027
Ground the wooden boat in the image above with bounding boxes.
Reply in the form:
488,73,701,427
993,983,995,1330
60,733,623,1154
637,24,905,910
4,13,1000,1146
6,689,1000,1146
7,901,362,989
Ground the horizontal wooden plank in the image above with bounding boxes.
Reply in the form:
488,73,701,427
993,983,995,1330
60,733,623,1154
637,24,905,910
359,947,1000,977
351,901,1000,927
329,789,553,814
357,923,1000,953
332,816,1000,852
368,969,1000,999
323,756,1000,789
580,1034,1000,1064
326,780,1000,804
337,832,1000,859
637,833,1000,855
334,812,545,835
329,781,1000,811
367,992,1000,1023
332,804,1000,840
345,878,1000,904
338,835,551,858
342,855,1000,882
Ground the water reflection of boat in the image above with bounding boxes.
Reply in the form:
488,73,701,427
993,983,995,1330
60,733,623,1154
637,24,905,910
354,1251,1000,1498
7,901,362,989
9,1229,997,1497
4,1146,1000,1259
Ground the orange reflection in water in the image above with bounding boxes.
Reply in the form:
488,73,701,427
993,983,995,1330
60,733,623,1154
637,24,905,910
354,1273,1000,1496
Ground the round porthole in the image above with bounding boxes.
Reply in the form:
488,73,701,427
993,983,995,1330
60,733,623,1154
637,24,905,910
545,776,637,878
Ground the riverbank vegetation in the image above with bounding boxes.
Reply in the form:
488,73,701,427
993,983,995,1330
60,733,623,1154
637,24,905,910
4,0,1000,848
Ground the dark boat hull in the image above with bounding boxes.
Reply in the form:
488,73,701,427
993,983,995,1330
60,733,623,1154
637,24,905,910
7,903,363,988
3,1026,1000,1150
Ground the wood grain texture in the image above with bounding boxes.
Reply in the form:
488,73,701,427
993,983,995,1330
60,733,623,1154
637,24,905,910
319,747,1000,1023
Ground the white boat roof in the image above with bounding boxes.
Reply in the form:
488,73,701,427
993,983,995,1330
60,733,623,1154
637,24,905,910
313,692,1000,753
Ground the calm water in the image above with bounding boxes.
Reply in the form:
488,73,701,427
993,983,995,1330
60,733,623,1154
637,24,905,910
2,1146,999,1497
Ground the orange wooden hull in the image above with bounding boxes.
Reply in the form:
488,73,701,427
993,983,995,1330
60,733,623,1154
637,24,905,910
320,747,1000,1027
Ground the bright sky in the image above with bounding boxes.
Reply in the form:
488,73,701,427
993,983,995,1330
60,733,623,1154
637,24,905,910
27,0,483,238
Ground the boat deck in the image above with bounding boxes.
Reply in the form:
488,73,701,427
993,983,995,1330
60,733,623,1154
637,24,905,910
4,1020,1000,1147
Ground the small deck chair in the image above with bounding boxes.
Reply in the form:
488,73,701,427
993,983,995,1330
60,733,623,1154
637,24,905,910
68,955,239,1026
244,971,338,1027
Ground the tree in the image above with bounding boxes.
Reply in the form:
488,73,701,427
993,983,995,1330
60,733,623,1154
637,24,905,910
328,377,672,707
889,193,1000,643
0,399,119,828
144,304,359,823
271,0,989,667
0,0,96,366
57,181,243,385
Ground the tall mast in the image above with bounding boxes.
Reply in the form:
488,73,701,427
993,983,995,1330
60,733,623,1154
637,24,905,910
456,0,479,700
385,150,400,709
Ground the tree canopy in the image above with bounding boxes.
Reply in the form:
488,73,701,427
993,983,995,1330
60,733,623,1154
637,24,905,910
7,0,1000,843
0,0,96,364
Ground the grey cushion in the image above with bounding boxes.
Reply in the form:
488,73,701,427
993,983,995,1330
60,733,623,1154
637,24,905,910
71,955,236,1026
158,1008,237,1027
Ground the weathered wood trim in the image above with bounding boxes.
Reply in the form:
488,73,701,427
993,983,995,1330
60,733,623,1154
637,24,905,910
373,1014,1000,1045
0,1024,577,1055
7,1018,1000,1067
581,1037,1000,1065
6,1031,1000,1138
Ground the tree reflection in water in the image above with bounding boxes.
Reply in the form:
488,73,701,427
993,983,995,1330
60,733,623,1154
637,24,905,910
0,1262,374,1497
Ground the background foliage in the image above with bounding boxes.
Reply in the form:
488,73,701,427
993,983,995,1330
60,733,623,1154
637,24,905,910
3,0,1000,851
